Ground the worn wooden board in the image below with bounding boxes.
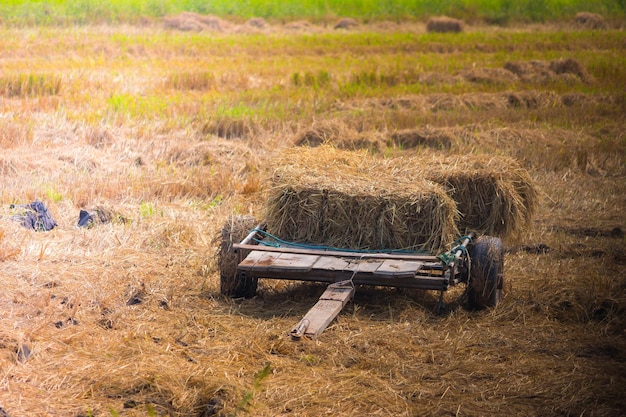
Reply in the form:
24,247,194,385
345,259,384,273
375,259,424,278
238,250,281,272
311,256,352,272
268,253,320,272
291,284,355,340
239,250,318,273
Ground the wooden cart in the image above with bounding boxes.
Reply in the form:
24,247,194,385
218,217,504,340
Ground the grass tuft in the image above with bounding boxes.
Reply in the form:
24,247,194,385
0,73,62,97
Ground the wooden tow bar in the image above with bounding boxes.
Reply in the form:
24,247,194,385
290,280,355,341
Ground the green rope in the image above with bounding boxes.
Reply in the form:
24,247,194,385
437,235,472,266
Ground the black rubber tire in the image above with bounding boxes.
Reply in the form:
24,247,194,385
467,236,504,310
218,215,258,298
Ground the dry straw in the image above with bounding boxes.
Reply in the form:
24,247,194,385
426,16,464,33
265,147,537,251
383,153,538,240
265,146,459,252
574,12,606,29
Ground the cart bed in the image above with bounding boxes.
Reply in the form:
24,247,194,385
235,244,450,291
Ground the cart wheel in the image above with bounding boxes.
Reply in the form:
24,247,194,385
467,236,504,310
218,215,258,298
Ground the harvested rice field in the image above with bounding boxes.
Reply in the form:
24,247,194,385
0,9,625,417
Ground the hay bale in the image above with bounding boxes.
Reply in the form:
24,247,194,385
574,12,606,29
334,18,359,30
503,59,591,84
504,60,554,83
163,12,229,32
549,58,592,83
426,16,464,33
265,146,458,252
245,17,267,29
388,154,537,239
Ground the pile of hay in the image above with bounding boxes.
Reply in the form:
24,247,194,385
504,59,592,84
334,18,359,30
426,16,464,33
384,154,538,239
293,121,383,153
574,12,606,29
389,128,455,150
163,12,230,32
265,147,458,252
245,17,267,29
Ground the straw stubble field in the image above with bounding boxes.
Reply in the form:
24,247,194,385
0,16,625,417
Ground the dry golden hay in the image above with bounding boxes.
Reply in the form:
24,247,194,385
426,16,464,33
462,67,519,85
334,18,359,30
294,121,383,153
203,117,258,139
163,12,230,32
245,17,268,29
292,120,351,147
561,92,594,107
284,20,318,32
216,214,259,283
549,58,593,83
426,93,465,112
418,71,461,85
504,59,592,84
461,92,510,111
389,128,455,150
574,12,606,29
336,132,383,153
376,96,424,110
504,90,560,109
385,153,538,240
264,146,458,252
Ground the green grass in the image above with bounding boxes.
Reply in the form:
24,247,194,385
33,27,612,129
0,73,62,97
0,0,624,25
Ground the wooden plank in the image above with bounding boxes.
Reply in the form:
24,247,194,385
238,250,280,270
375,259,424,278
311,257,382,273
239,251,319,273
348,259,383,273
311,256,352,272
268,253,319,272
320,284,354,301
290,284,354,340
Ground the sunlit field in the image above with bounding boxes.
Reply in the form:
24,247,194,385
0,3,625,416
